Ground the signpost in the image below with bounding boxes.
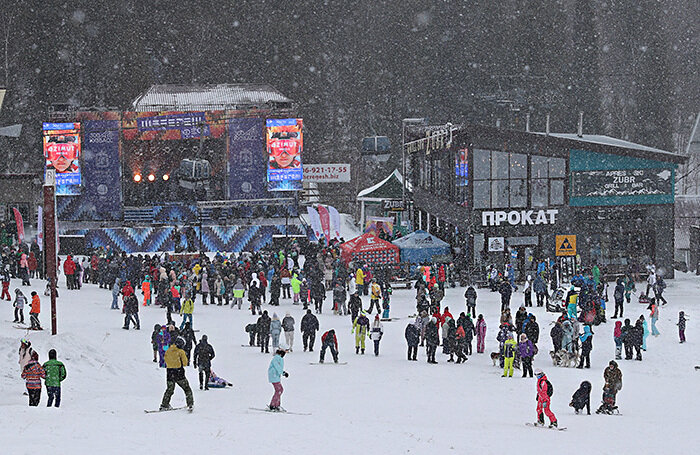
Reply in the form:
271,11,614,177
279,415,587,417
43,169,58,335
382,199,405,211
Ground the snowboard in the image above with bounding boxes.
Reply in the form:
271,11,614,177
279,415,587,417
144,406,191,414
249,407,310,416
525,423,567,431
309,362,347,365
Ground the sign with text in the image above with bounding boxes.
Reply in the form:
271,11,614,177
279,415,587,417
571,169,672,198
303,163,350,183
382,200,405,211
482,209,559,226
555,234,577,256
137,112,210,138
266,118,303,191
43,122,81,195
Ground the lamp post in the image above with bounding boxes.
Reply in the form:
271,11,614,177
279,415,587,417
401,118,425,231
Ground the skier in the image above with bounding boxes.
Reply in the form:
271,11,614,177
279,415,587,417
13,289,26,324
352,311,370,354
21,351,45,406
464,285,477,317
425,316,439,364
570,381,592,415
29,291,42,330
476,314,487,353
370,315,384,356
42,349,67,408
270,313,282,350
301,309,319,352
677,311,687,343
319,329,339,363
282,312,295,352
534,368,557,427
159,338,194,411
502,333,517,377
577,325,593,368
405,322,420,361
268,348,288,411
193,335,215,390
257,310,271,353
596,360,622,414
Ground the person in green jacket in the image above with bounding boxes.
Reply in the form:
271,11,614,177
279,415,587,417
290,274,302,304
180,297,194,330
43,349,66,407
592,263,601,288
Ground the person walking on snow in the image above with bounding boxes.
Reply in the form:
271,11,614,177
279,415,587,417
464,285,477,317
677,311,688,343
193,335,215,390
282,312,295,352
649,299,660,336
353,311,370,354
1,265,10,301
405,322,420,361
232,279,245,309
270,313,283,350
578,325,593,368
268,348,288,411
141,275,151,306
502,333,517,377
534,368,557,427
370,315,384,356
13,289,26,324
111,277,121,310
301,309,319,352
159,338,194,411
180,296,194,330
476,314,487,353
21,351,45,406
43,349,67,407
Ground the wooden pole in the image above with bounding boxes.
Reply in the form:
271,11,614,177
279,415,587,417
43,179,57,335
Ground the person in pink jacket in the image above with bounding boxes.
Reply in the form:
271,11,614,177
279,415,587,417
476,314,487,353
535,369,558,427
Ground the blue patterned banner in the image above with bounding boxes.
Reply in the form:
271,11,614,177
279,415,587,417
228,118,267,199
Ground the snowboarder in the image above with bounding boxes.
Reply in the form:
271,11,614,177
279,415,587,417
570,380,591,415
13,289,26,324
160,338,194,411
21,351,45,406
319,329,339,363
476,314,486,353
677,311,687,343
352,311,370,354
42,349,67,408
282,312,295,352
268,348,288,411
370,315,384,356
193,335,215,390
534,368,557,427
301,309,319,352
405,322,420,361
596,360,622,414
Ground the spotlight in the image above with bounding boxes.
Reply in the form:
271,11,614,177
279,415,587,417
133,173,142,183
147,173,155,182
162,174,170,181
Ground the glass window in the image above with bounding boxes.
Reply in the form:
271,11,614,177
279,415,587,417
510,153,527,179
531,155,548,179
550,157,566,178
531,179,548,207
491,151,509,180
473,149,490,180
491,180,509,208
550,179,564,205
510,179,527,207
473,181,490,209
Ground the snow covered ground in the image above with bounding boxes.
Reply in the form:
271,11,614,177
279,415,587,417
1,272,699,454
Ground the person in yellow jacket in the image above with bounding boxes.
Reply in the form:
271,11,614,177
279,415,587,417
160,338,194,411
367,280,382,314
352,312,370,354
180,297,194,330
355,268,365,295
502,333,517,377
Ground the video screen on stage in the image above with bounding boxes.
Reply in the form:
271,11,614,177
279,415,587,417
43,122,82,195
266,118,303,191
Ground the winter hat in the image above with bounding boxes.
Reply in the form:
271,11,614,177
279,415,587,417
285,312,291,317
272,313,278,320
519,333,527,342
534,368,543,376
609,360,618,367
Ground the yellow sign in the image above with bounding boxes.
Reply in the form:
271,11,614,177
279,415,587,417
555,235,576,256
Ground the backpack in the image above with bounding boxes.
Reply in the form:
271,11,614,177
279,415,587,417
546,379,554,397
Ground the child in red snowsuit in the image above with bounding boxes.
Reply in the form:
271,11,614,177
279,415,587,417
535,369,557,427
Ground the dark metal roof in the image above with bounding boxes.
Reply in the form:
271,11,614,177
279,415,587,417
132,84,293,112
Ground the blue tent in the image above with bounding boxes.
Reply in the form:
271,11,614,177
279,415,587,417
392,230,451,264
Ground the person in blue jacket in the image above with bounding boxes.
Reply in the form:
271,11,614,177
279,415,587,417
577,325,593,368
268,348,288,411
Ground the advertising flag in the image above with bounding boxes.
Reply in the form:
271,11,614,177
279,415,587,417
306,206,322,240
317,205,331,241
328,205,341,240
13,208,24,244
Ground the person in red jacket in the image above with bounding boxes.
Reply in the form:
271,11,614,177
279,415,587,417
319,329,339,363
259,271,268,304
441,307,454,326
121,280,134,299
535,368,558,427
63,255,76,290
21,351,45,406
30,291,42,330
438,265,446,290
27,252,38,279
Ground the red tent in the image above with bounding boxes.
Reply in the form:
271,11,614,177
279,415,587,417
339,233,400,266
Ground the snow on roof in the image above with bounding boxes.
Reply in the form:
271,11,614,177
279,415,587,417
534,133,680,158
357,169,412,200
132,84,293,112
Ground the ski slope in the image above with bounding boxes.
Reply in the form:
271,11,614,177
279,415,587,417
1,272,698,454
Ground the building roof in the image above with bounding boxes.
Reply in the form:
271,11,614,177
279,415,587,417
534,133,680,159
357,169,412,201
131,84,293,112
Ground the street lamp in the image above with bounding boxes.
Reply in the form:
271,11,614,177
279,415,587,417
401,118,425,230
